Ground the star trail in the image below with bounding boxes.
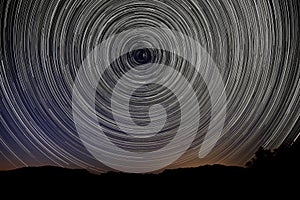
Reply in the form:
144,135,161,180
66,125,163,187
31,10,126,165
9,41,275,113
0,0,300,173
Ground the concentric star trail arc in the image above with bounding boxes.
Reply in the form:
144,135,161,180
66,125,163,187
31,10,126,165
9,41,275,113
0,0,299,173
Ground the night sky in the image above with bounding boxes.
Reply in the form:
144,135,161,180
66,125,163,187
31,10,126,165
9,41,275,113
0,0,300,173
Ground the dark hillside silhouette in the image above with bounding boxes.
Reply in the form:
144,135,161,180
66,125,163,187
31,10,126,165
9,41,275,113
0,138,299,186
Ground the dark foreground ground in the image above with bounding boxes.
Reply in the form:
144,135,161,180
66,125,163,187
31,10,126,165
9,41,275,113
0,139,299,196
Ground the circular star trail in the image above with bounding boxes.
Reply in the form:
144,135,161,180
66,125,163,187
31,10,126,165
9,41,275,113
0,0,300,172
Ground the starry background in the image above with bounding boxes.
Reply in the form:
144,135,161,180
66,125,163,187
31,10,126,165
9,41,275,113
0,0,300,173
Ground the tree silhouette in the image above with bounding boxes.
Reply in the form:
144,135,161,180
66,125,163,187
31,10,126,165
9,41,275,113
247,147,274,169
